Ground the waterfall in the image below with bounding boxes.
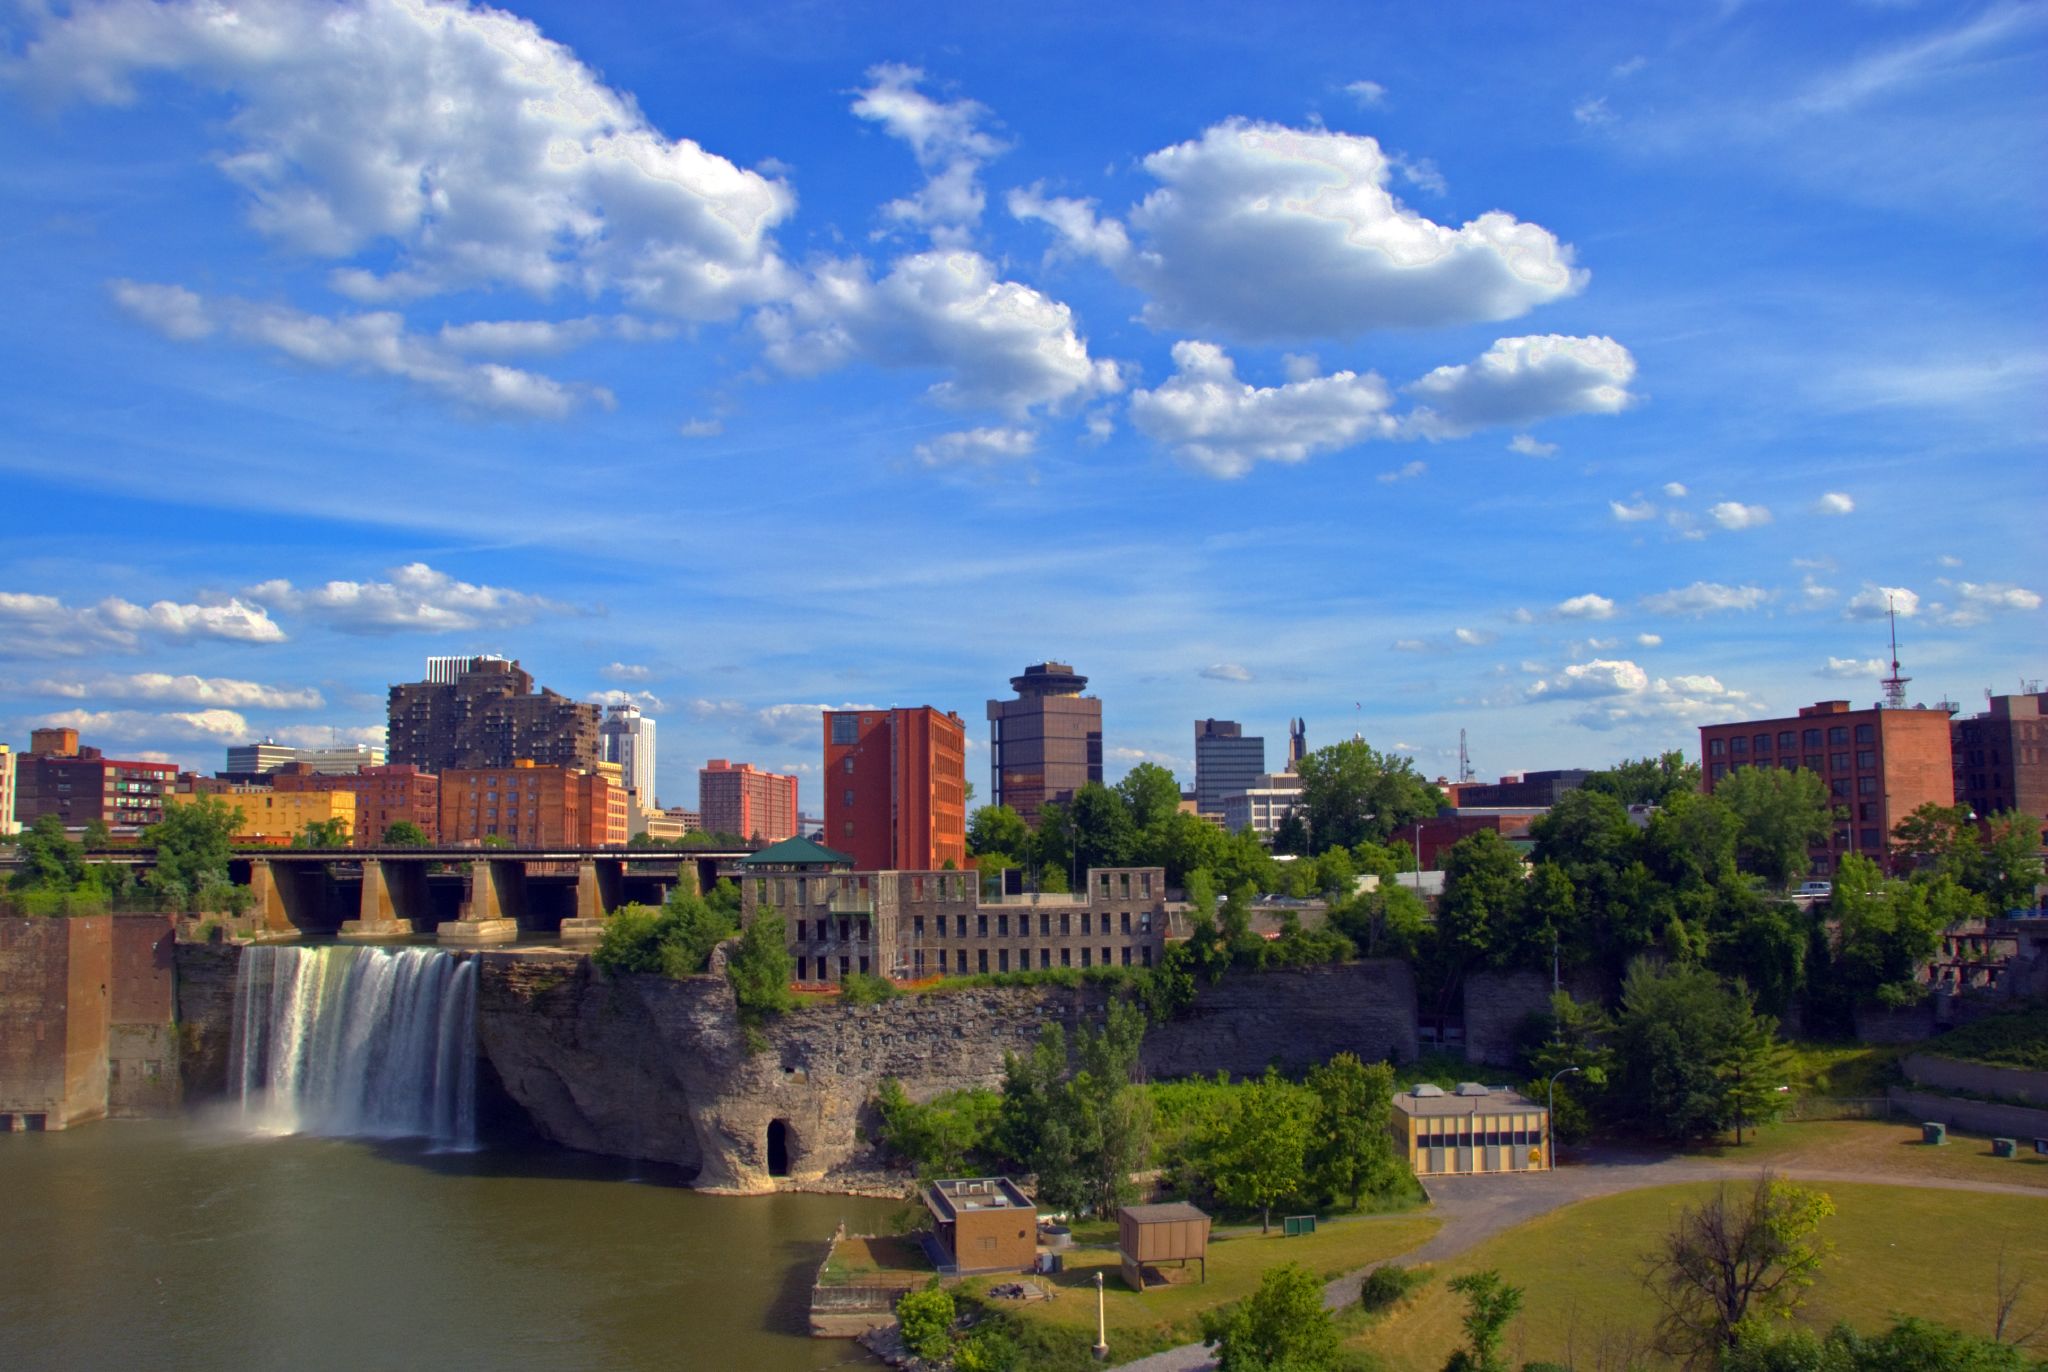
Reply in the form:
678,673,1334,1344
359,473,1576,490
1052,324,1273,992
228,945,479,1150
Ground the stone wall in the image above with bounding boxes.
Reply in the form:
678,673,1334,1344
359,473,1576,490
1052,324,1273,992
0,917,111,1129
1888,1086,2048,1142
475,956,1418,1194
173,942,243,1102
1902,1053,2048,1106
1461,968,1610,1068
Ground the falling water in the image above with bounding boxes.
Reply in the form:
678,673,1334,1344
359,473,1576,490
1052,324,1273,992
229,945,479,1150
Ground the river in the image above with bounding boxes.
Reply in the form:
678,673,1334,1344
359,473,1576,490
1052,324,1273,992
0,1121,901,1372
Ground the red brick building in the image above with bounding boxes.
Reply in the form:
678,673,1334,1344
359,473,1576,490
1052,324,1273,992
1699,700,1955,872
1952,692,2048,832
823,707,968,871
12,730,177,833
1411,811,1541,870
271,763,440,846
698,760,799,842
439,763,627,847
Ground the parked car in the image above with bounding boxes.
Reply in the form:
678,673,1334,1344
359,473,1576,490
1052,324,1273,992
1797,880,1833,897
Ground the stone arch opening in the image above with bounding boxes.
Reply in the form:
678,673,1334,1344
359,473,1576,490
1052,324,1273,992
766,1119,792,1178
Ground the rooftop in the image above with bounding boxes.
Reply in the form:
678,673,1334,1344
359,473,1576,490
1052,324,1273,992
1394,1083,1541,1117
1120,1202,1209,1224
739,835,854,868
925,1177,1034,1219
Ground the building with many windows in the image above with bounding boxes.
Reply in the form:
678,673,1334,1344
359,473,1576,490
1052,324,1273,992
438,762,626,847
599,704,657,808
12,730,177,833
823,707,968,871
225,740,386,776
387,657,600,773
1391,1083,1551,1177
738,839,1175,983
986,661,1102,824
1221,770,1305,838
698,759,799,842
1953,692,2048,839
166,785,356,846
1194,719,1264,816
0,743,16,836
1699,700,1955,872
270,763,440,846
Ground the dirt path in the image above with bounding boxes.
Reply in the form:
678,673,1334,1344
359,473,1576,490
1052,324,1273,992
1111,1148,2042,1372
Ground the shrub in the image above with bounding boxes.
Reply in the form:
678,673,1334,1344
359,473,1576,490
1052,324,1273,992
894,1279,955,1362
1357,1262,1420,1311
840,971,900,1005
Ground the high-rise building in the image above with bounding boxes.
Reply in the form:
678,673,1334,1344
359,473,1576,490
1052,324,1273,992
823,707,968,871
425,653,509,684
12,732,177,832
1194,719,1265,816
699,760,799,842
225,740,387,776
0,743,17,836
387,657,600,774
1700,699,1955,872
599,704,658,807
439,762,626,847
1953,692,2048,834
986,661,1103,823
272,763,440,846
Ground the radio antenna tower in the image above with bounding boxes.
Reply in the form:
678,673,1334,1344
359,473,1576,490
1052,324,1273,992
1458,729,1475,783
1880,596,1910,710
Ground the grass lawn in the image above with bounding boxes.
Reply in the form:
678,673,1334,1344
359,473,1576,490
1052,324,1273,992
1351,1182,2048,1372
964,1212,1439,1363
1779,1040,1907,1097
1717,1117,2048,1189
817,1234,927,1287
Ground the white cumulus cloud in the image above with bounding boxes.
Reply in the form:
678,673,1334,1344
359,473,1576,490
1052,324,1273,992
1344,80,1388,107
1813,492,1855,516
1528,659,1762,730
1406,335,1636,437
914,427,1038,471
1011,119,1584,342
1555,593,1617,620
1642,582,1771,615
1936,581,2042,626
35,707,254,743
245,563,561,633
853,64,1005,239
29,673,323,710
1844,584,1919,620
1610,498,1657,523
1823,657,1886,679
1709,501,1773,530
1128,341,1395,477
0,590,285,656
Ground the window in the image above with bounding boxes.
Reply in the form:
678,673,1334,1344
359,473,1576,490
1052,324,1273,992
1855,723,1874,743
1779,731,1797,751
999,949,1009,972
913,915,925,937
1781,758,1800,771
977,915,988,937
1828,726,1849,745
831,714,858,745
842,789,855,808
977,950,988,973
1081,912,1092,935
1857,776,1877,795
795,956,808,980
839,956,850,980
957,949,969,974
1709,737,1726,757
1102,947,1111,966
1832,753,1850,772
1831,780,1849,798
1753,734,1772,753
1804,756,1824,772
1711,763,1727,781
1040,949,1051,969
997,914,1009,937
1039,914,1050,937
1729,736,1747,755
794,919,807,941
1859,828,1881,848
1857,751,1876,769
1060,913,1070,936
1142,946,1153,968
843,757,854,774
913,950,924,973
1121,947,1132,966
1080,948,1091,968
1120,912,1131,934
956,915,967,937
1060,948,1071,967
1803,728,1823,747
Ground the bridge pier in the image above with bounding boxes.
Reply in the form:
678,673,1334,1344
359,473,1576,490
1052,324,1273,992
247,859,311,937
439,859,521,946
559,859,623,944
338,859,416,941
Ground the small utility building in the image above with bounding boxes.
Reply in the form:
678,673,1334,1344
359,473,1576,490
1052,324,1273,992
1392,1083,1549,1177
1118,1202,1210,1291
923,1177,1037,1275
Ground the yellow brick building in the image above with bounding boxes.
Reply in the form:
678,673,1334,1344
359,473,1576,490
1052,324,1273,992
166,787,355,845
1391,1083,1549,1177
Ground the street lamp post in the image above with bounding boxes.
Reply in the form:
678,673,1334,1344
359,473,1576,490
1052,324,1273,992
1547,1066,1583,1169
1092,1269,1108,1361
1410,820,1423,894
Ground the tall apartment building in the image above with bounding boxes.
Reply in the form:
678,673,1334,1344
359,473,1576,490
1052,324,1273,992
426,653,508,684
1953,692,2048,833
224,740,387,776
599,704,658,807
12,730,178,832
698,760,799,842
986,661,1103,823
387,657,600,773
1699,699,1955,872
823,707,968,871
0,743,16,836
438,762,626,847
271,763,440,846
1194,719,1265,816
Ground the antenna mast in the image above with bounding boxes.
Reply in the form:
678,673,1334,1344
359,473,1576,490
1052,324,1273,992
1880,596,1910,710
1458,729,1475,783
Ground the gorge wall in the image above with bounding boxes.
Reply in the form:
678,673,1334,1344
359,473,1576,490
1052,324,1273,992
475,954,1418,1193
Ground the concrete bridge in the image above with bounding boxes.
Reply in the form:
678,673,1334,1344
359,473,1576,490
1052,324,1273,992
2,847,754,946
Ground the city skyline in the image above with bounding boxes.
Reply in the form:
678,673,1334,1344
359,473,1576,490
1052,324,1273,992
1,0,2041,811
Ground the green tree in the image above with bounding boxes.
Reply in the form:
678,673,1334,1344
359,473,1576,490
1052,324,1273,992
1978,811,2046,913
1115,762,1184,830
1582,751,1702,806
967,804,1032,858
894,1279,956,1362
1200,1262,1339,1372
872,1079,999,1177
1198,1068,1314,1232
1141,808,1225,887
1272,807,1313,857
1305,1052,1403,1210
1890,801,1981,880
726,907,793,1025
1828,855,1954,1006
143,797,240,911
10,814,86,891
1329,881,1431,960
1437,830,1531,971
703,877,743,923
1614,959,1783,1141
1519,990,1614,1144
292,816,353,849
1295,739,1443,850
1644,1172,1834,1364
380,819,431,847
1715,767,1833,889
1445,1269,1524,1372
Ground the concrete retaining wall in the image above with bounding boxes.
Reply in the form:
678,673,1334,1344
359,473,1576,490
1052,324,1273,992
1903,1053,2048,1106
1888,1086,2048,1141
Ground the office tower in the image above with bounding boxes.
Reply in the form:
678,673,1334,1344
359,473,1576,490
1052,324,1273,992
600,703,658,807
1194,719,1265,816
823,707,968,870
986,661,1103,823
387,657,600,773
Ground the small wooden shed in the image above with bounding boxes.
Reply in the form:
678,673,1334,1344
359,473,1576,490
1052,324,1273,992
1117,1202,1210,1291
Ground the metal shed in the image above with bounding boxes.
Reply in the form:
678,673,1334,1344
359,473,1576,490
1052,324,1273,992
1117,1202,1210,1291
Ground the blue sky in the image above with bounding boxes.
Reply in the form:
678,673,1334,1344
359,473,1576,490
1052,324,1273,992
1,0,2042,812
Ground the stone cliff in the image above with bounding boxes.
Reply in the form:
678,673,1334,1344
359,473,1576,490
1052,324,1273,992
476,955,1417,1193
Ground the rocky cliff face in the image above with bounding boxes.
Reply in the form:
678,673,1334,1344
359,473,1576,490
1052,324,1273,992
475,955,1418,1194
173,942,242,1101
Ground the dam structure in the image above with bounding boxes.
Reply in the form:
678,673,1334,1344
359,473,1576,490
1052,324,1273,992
229,945,479,1150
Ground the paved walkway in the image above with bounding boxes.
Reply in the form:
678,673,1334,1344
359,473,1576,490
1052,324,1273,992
1111,1149,2043,1372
